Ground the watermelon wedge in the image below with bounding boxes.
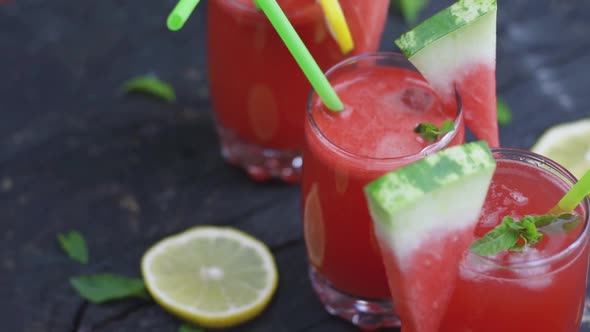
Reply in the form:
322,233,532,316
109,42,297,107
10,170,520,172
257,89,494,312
364,141,496,332
395,0,498,147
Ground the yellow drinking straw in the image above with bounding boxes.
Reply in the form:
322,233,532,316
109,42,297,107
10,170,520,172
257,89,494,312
165,0,356,57
166,0,347,111
318,0,354,54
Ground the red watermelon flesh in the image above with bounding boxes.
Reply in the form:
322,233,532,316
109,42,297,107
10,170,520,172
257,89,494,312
378,227,476,332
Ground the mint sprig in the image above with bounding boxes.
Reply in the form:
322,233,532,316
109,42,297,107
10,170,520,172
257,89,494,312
392,0,430,24
178,324,204,332
414,120,455,142
470,213,580,256
121,75,176,102
497,97,512,126
70,274,150,304
57,231,89,265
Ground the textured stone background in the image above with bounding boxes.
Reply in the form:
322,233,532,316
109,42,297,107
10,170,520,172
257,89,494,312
1,0,589,331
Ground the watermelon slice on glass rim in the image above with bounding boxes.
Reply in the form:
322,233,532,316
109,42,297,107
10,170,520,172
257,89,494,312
364,141,496,332
396,0,499,147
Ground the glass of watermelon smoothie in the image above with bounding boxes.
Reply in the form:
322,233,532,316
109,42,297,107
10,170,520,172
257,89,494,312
207,0,390,183
301,52,465,328
440,148,590,332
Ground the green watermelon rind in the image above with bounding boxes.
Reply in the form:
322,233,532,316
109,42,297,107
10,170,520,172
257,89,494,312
395,0,497,58
364,141,496,249
365,141,495,223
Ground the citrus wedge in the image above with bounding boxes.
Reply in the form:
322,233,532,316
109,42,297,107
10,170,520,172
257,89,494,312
318,0,354,54
141,226,278,329
531,118,590,179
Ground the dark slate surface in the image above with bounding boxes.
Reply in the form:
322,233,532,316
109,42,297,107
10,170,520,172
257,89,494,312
1,0,590,331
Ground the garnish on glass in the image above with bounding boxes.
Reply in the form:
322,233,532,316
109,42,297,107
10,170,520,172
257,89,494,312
414,120,455,141
471,168,590,256
469,213,580,256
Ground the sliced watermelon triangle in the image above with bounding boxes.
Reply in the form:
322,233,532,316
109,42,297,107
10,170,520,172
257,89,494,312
364,141,496,332
396,0,499,147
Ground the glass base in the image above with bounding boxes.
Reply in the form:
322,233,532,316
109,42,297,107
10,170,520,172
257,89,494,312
216,125,302,183
309,267,400,330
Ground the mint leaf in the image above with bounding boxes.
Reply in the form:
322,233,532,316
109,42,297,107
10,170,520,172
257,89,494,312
471,213,582,256
57,231,88,264
414,123,438,141
121,76,176,102
528,214,562,228
522,213,579,230
497,97,512,126
469,221,520,256
537,213,581,234
518,218,543,247
439,120,455,133
392,0,430,24
561,215,581,232
70,274,149,304
504,218,526,230
178,324,204,332
414,120,455,142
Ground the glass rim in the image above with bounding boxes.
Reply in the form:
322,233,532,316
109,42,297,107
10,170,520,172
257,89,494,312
466,147,590,272
306,51,464,163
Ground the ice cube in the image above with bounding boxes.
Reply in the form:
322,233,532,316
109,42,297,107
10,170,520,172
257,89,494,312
582,298,590,324
459,252,505,283
400,87,434,112
508,248,553,290
479,205,507,228
371,132,427,159
509,191,529,206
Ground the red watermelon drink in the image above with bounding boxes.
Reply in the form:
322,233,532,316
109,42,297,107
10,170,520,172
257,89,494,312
207,0,390,182
301,52,464,329
439,149,590,332
396,0,499,147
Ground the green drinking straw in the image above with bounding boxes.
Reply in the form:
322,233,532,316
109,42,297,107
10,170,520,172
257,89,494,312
254,0,344,111
167,0,201,31
552,169,590,213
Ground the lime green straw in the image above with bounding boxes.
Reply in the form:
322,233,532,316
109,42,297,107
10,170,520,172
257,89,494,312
255,0,344,111
553,169,590,213
167,0,201,31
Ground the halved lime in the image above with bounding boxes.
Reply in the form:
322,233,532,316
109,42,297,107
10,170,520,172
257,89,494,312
531,118,590,179
141,226,278,328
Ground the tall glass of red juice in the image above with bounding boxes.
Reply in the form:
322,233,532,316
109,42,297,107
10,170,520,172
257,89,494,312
301,52,465,328
207,0,390,183
440,148,590,332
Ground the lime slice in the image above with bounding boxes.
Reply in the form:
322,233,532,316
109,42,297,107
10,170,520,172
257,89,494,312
318,0,354,54
141,226,278,329
531,118,590,179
